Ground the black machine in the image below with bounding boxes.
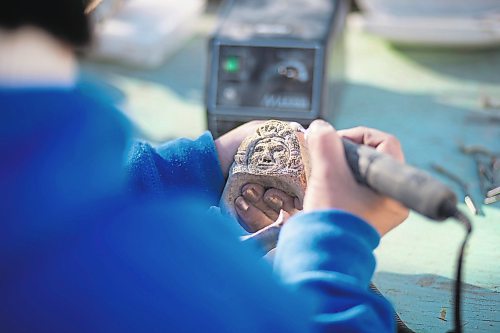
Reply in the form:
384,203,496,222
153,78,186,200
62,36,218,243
206,0,349,137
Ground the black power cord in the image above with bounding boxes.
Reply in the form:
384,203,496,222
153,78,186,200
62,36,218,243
371,206,473,333
449,210,473,333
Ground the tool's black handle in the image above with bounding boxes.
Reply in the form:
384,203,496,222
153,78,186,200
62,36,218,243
342,138,458,220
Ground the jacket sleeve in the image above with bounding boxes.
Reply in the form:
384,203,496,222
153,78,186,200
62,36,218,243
274,210,396,333
0,196,315,333
126,132,225,206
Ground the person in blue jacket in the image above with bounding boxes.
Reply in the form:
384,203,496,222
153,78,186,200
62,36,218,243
0,1,409,332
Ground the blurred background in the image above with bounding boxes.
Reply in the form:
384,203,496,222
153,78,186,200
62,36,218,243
81,0,500,141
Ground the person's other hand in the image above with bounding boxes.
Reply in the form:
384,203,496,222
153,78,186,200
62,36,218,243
240,210,291,254
214,121,265,179
303,121,409,236
235,183,301,233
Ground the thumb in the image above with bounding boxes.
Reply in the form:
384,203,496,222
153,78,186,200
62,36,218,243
305,120,344,171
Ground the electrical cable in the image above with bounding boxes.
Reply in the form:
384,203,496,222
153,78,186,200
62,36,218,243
370,208,472,333
448,210,473,333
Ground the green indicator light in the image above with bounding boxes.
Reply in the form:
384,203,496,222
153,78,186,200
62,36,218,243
223,56,240,73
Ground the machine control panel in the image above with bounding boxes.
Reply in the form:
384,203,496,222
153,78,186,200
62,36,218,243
216,46,316,112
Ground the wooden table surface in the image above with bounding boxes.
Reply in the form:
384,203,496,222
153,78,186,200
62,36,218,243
81,11,500,333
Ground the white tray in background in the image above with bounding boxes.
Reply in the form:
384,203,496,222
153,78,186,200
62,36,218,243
353,0,500,48
352,13,500,48
90,0,206,68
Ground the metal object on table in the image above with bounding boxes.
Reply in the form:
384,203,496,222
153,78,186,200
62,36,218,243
431,163,481,216
487,186,500,198
484,194,500,205
459,144,490,197
479,163,492,196
459,144,497,158
459,144,500,207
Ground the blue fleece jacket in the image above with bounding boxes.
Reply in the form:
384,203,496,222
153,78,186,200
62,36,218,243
0,87,395,333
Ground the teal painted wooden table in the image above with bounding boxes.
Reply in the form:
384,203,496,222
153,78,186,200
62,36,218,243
82,15,500,333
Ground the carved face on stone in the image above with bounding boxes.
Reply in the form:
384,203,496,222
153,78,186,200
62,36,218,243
248,137,289,172
220,120,309,227
233,121,303,176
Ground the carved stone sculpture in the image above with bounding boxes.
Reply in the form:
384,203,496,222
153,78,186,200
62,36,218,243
220,120,309,230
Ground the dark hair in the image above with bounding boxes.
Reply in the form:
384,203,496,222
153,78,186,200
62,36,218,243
0,0,91,47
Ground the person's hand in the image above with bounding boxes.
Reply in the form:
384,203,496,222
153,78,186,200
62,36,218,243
235,183,301,233
214,121,265,179
303,121,409,236
240,210,291,254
